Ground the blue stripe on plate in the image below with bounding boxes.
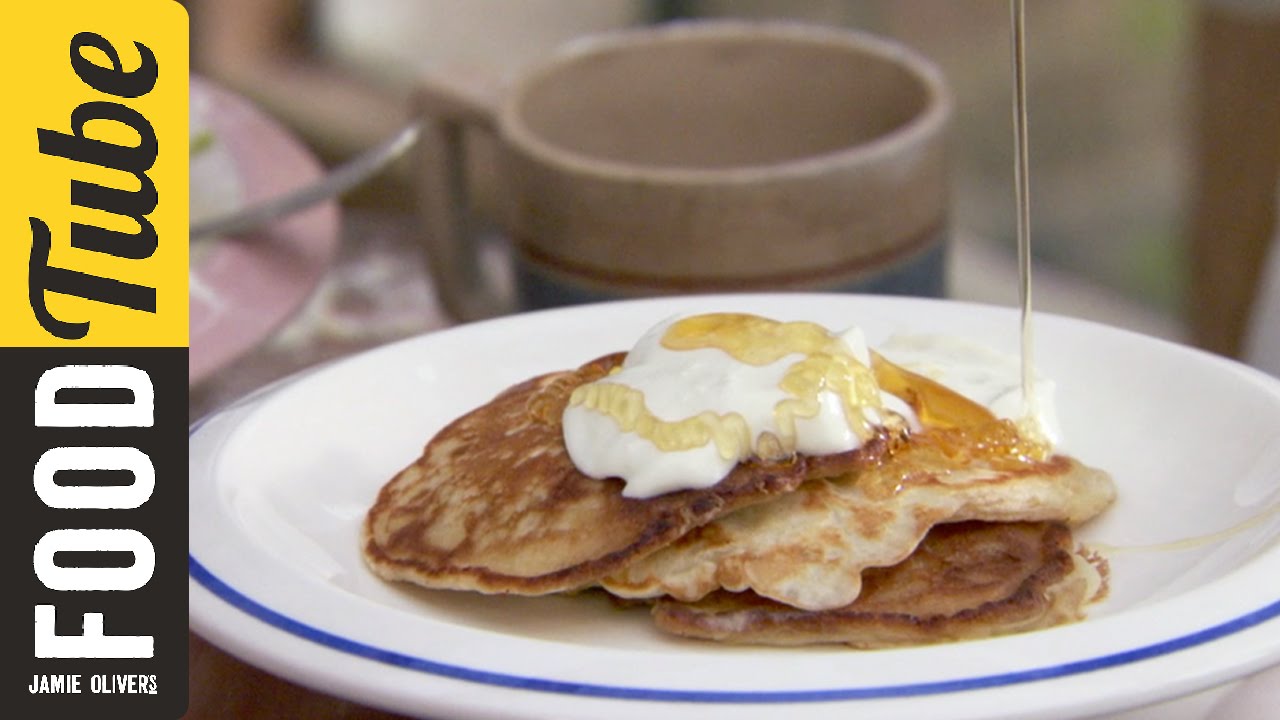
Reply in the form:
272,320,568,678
189,555,1280,703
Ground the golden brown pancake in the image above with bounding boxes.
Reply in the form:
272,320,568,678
601,420,1114,610
650,520,1107,648
362,352,901,596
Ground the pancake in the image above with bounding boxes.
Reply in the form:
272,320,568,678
362,352,901,596
601,420,1116,610
649,520,1108,648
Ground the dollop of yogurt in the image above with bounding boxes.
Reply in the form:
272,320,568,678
562,313,913,498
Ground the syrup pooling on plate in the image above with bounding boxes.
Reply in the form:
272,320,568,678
562,313,913,498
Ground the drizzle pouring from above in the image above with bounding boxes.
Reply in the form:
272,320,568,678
1010,0,1043,443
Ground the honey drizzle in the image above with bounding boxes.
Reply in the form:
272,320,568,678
1010,0,1043,441
869,352,995,430
567,313,882,460
1004,2,1278,560
1090,502,1280,555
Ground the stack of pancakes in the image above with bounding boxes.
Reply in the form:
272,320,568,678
363,351,1114,648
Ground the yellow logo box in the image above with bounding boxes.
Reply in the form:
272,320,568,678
1,0,188,347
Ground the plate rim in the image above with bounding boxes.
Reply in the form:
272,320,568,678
188,549,1280,704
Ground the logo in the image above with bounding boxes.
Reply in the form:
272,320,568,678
2,2,189,717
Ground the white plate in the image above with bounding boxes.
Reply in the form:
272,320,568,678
189,293,1280,720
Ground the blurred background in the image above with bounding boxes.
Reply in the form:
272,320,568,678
184,0,1280,367
183,3,1280,716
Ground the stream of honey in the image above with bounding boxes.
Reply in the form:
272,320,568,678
1010,0,1042,440
1008,1,1278,554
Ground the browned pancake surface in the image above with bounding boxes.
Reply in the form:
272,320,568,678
362,352,897,595
651,520,1105,648
602,420,1115,611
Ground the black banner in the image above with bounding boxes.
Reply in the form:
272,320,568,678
4,348,187,716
